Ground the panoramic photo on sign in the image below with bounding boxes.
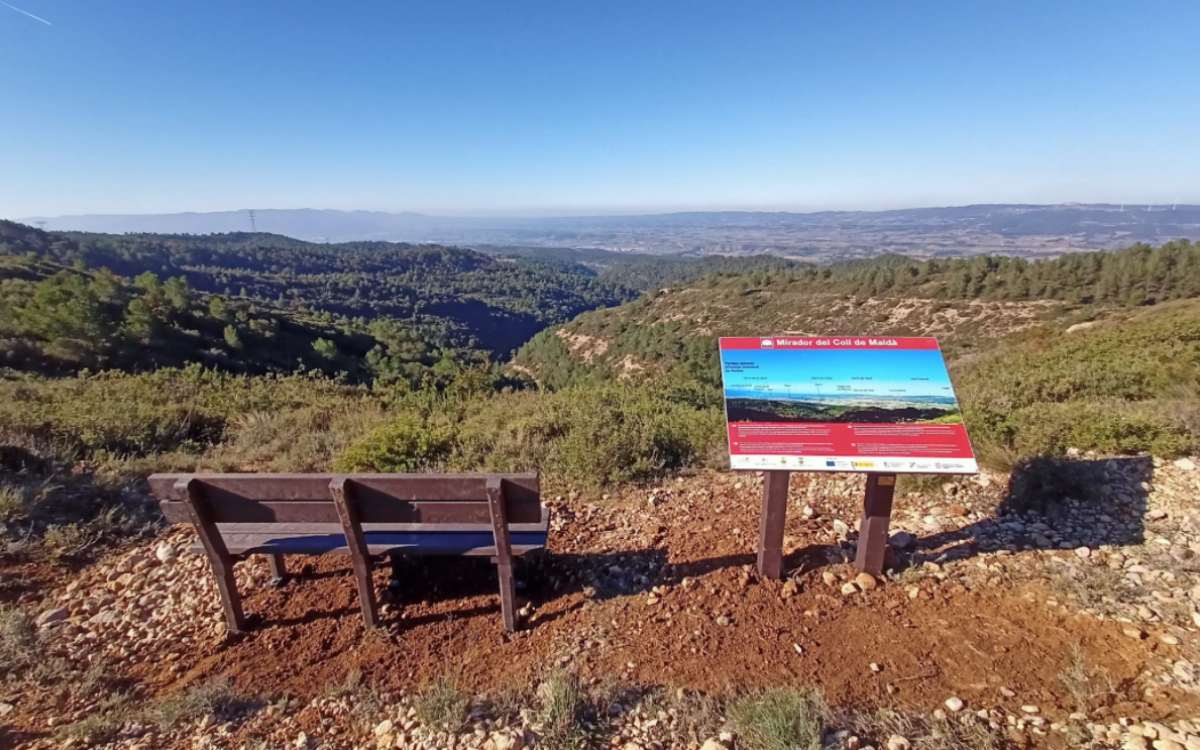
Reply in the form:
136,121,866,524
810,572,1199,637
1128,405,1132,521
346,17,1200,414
719,337,978,474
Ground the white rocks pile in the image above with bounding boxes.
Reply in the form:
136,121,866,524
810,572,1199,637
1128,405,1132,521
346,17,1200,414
32,527,267,690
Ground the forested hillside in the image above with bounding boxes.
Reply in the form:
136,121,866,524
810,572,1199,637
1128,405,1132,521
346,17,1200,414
514,239,1200,388
0,221,637,382
476,244,803,291
0,254,371,377
782,240,1200,304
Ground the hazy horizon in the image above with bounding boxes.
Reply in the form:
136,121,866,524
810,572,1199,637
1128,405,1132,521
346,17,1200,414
18,200,1200,224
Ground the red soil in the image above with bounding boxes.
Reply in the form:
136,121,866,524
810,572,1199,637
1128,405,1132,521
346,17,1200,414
123,471,1194,726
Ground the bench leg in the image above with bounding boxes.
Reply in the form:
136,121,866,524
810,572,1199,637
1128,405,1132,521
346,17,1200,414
329,478,379,629
267,554,288,586
350,556,379,628
207,551,247,634
387,553,403,593
178,477,247,635
486,477,519,633
495,560,517,633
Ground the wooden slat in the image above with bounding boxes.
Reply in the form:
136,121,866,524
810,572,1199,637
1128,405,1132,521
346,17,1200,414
152,473,541,525
150,473,538,501
197,516,549,536
200,534,547,557
161,500,541,524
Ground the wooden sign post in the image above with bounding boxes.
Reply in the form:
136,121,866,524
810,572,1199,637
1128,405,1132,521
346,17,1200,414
854,473,896,576
756,470,897,579
757,470,790,579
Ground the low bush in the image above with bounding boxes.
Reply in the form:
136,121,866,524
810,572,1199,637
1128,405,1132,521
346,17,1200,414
956,301,1200,467
0,367,383,558
454,384,723,485
215,402,389,472
335,413,454,474
0,604,37,675
0,366,377,460
336,383,724,487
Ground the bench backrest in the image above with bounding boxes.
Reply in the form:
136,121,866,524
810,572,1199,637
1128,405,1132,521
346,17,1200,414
149,472,541,526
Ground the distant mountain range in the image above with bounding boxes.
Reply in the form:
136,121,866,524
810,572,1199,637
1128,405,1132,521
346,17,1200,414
20,204,1200,260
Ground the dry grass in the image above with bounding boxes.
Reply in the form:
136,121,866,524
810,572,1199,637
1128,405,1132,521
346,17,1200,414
1042,558,1137,617
208,403,389,472
414,674,470,733
145,678,251,729
0,485,26,522
534,669,591,750
729,687,827,750
665,687,730,746
1058,645,1118,713
842,708,1008,750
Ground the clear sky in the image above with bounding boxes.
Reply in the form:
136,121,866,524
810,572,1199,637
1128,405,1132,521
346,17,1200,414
722,348,957,400
3,1,1198,217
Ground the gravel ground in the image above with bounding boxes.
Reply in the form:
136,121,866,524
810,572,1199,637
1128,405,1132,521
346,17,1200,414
5,454,1200,749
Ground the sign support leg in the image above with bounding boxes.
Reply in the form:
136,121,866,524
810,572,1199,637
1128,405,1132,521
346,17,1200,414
854,473,896,577
757,470,790,579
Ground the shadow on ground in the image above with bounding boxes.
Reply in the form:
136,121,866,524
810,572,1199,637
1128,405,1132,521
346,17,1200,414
235,455,1154,630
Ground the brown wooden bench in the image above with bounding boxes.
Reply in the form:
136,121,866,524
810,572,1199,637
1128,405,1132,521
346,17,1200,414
148,472,548,635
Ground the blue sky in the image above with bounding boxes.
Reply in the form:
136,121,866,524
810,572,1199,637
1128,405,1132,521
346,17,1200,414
722,348,956,399
2,1,1198,216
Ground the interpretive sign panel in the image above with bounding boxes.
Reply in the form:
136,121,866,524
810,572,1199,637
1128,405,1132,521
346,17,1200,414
719,336,977,474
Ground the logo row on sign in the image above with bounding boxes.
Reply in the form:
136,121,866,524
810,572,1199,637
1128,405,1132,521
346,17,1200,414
728,454,978,474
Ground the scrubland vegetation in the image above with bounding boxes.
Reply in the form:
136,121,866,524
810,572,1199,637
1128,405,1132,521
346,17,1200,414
1,222,1198,564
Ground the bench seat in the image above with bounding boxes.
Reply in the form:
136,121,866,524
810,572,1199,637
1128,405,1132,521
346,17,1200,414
197,522,549,557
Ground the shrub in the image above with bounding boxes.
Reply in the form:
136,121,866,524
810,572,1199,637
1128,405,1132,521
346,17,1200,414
213,403,389,472
729,687,827,750
0,371,225,457
452,384,724,486
0,367,378,459
0,604,37,675
334,413,454,473
956,302,1200,465
334,382,724,487
0,485,26,523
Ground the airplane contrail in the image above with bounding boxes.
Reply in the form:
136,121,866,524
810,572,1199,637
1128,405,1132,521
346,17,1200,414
0,0,52,25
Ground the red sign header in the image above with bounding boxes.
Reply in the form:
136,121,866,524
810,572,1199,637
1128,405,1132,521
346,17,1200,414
719,336,941,351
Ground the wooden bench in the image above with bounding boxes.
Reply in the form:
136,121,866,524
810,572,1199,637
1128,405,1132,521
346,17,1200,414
148,472,548,635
